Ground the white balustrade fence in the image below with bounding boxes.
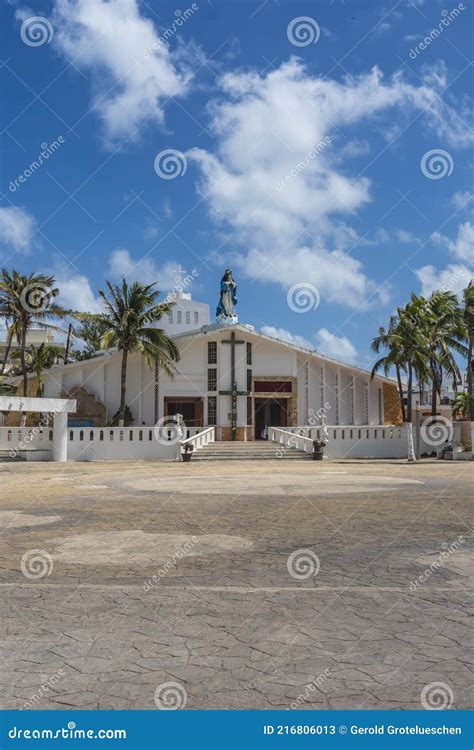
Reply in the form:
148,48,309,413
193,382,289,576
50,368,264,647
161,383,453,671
269,425,408,458
269,423,463,459
67,426,205,461
0,427,54,459
0,425,205,461
178,426,215,459
0,422,465,461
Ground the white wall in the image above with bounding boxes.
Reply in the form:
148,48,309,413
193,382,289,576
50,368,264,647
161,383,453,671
39,329,390,428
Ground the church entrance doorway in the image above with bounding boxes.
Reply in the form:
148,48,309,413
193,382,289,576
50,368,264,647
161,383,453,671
254,397,288,440
164,397,203,427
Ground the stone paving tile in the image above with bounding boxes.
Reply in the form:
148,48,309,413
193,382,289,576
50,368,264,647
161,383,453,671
0,459,471,709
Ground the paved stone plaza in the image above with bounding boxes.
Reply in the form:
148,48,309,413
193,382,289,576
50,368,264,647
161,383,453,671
0,459,472,710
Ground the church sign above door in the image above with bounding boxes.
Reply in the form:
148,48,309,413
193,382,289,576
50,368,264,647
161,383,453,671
254,381,292,393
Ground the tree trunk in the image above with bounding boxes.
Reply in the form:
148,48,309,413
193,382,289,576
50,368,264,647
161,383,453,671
119,347,128,425
20,326,27,397
468,334,473,421
430,359,439,418
406,363,416,461
0,328,13,375
467,333,473,459
395,365,406,422
431,379,437,417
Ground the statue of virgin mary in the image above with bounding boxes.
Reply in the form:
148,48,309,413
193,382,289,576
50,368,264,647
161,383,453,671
216,269,238,323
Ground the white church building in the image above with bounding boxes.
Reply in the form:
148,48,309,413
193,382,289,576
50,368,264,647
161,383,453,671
31,280,401,443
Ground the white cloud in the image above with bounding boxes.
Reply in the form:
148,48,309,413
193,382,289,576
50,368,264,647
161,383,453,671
315,328,358,363
415,264,471,298
433,222,474,265
143,223,160,240
107,248,184,291
364,227,416,245
54,269,103,313
451,191,473,212
421,61,448,91
260,324,359,364
189,60,472,309
260,325,313,350
415,222,474,297
52,0,188,145
0,206,35,253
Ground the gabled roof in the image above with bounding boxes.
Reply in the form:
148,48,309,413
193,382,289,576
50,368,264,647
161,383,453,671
172,323,396,385
9,322,396,386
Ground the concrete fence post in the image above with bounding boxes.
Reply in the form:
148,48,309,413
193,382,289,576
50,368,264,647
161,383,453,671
52,412,68,462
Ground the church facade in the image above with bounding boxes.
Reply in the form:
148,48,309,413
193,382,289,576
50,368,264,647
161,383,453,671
36,284,402,437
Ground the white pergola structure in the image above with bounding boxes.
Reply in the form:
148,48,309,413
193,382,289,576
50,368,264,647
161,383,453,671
0,396,76,462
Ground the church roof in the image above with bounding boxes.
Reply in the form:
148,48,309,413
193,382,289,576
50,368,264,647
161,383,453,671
9,322,395,386
170,323,396,385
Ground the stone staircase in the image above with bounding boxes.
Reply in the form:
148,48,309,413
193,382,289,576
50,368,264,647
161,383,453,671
192,440,311,461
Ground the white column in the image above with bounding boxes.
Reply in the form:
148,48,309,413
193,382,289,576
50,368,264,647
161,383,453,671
52,412,68,462
335,368,341,425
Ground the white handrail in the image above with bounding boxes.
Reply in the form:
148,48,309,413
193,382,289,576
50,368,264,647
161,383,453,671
268,427,314,453
177,426,215,459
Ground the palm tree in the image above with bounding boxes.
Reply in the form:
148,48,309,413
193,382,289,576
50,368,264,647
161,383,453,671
0,270,66,396
371,315,406,423
463,282,474,454
71,317,111,361
452,392,470,419
398,300,433,461
372,303,430,461
463,283,474,412
1,321,18,375
416,291,467,416
98,278,180,425
15,343,62,397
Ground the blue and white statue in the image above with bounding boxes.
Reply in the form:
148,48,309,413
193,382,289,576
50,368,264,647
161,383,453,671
216,269,238,324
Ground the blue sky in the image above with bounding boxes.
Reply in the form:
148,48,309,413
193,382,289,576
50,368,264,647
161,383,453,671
1,0,473,367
